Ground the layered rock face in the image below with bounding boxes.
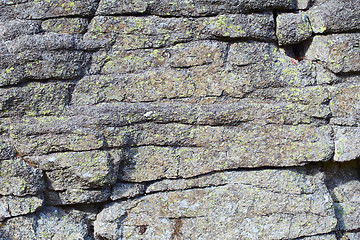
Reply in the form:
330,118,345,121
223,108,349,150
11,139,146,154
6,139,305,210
0,0,360,239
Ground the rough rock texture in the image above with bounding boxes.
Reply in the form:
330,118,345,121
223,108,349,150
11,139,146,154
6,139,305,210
0,0,360,239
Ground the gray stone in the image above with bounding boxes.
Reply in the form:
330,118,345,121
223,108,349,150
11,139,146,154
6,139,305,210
41,18,89,34
307,0,360,34
85,13,276,46
118,124,333,181
330,81,360,126
46,188,111,205
298,234,337,239
95,167,337,240
0,141,15,160
0,195,43,221
0,20,41,41
306,33,360,73
334,127,360,162
0,206,93,239
0,0,99,20
0,158,44,196
111,182,145,200
0,82,73,117
325,161,360,231
342,232,360,240
96,0,298,16
276,13,312,46
30,150,121,190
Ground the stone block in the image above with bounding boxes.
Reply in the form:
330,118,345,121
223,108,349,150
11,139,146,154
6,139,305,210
276,12,312,46
95,168,337,240
306,33,360,73
307,0,360,34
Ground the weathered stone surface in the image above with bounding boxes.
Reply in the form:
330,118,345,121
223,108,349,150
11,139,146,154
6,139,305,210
96,0,297,16
0,158,44,196
29,150,121,190
0,82,73,117
1,0,359,237
0,50,88,86
307,0,360,34
41,18,89,34
86,13,276,46
306,34,360,73
0,0,99,20
0,207,94,239
0,20,41,41
119,124,333,181
110,182,145,200
334,127,360,162
9,116,107,155
342,232,360,240
46,188,111,205
0,195,43,221
325,161,360,232
95,167,337,240
299,234,337,240
330,81,360,126
0,141,15,160
276,13,312,46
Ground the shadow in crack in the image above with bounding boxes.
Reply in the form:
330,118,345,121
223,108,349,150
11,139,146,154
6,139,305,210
323,160,360,237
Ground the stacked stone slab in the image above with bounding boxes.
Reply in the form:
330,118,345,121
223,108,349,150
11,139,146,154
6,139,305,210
0,0,360,239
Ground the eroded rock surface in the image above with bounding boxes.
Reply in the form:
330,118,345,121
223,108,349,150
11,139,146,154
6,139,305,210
1,0,359,239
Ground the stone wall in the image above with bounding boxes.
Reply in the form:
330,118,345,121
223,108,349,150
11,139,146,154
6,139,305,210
0,0,359,239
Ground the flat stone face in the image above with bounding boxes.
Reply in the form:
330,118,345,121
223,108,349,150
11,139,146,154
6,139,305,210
95,167,337,240
334,127,360,162
325,161,360,232
0,195,43,221
119,124,333,181
0,207,93,239
307,0,360,34
0,158,44,196
0,0,99,20
29,150,121,190
276,13,312,45
306,34,360,73
96,0,297,16
330,80,360,126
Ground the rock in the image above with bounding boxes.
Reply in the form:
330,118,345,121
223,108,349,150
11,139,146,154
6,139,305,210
307,0,360,34
0,50,89,87
306,33,360,73
0,195,43,221
0,20,41,41
96,0,297,16
29,150,122,190
110,182,145,200
0,0,99,20
276,13,312,46
0,141,16,160
0,207,94,239
299,234,337,239
0,158,44,196
95,167,337,240
342,232,360,240
118,124,333,181
45,188,111,205
330,80,360,126
41,18,89,34
0,82,73,117
86,13,276,46
325,161,360,232
334,127,360,162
